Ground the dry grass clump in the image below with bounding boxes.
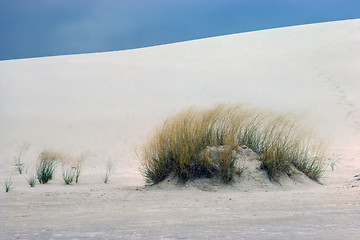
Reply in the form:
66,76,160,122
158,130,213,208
60,154,85,185
13,143,30,174
35,150,85,185
4,174,13,192
141,104,326,184
27,174,36,187
256,115,325,180
104,161,112,184
62,166,76,185
36,150,63,184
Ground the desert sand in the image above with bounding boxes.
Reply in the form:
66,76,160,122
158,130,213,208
1,19,360,239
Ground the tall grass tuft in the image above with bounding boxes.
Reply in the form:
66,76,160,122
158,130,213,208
13,143,30,174
5,174,13,192
104,161,112,184
74,163,82,183
60,153,85,184
62,166,76,185
36,150,62,184
27,174,36,187
141,104,326,184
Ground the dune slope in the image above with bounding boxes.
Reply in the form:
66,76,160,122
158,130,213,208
0,19,360,239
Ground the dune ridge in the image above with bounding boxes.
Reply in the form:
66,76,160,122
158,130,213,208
1,19,360,239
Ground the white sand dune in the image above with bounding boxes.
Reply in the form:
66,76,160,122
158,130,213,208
1,19,360,239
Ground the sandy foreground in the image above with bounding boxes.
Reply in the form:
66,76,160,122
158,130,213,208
0,148,359,240
1,19,360,239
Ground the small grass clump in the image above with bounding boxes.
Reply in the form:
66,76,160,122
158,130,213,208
74,163,82,183
36,150,62,184
141,104,326,184
104,162,112,184
5,174,13,192
13,143,30,174
62,166,76,185
27,174,36,187
60,154,85,185
213,146,237,183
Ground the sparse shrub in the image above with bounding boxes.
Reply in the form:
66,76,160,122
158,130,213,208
330,160,336,171
73,153,86,183
5,174,13,192
217,147,237,183
61,154,84,185
291,145,326,181
14,158,24,175
62,165,76,185
36,150,62,184
104,162,112,183
141,104,326,184
13,143,30,174
27,174,36,187
74,163,81,183
199,146,238,183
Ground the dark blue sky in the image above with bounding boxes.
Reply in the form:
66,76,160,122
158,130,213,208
1,0,359,60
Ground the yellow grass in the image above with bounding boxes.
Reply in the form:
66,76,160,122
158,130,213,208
36,149,63,184
141,104,326,184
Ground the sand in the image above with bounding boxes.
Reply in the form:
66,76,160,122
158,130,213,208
1,19,360,239
1,150,359,240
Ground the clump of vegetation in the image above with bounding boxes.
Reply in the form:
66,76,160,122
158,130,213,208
60,154,85,185
13,143,31,174
62,166,76,185
104,161,112,184
36,150,62,184
200,146,239,183
74,163,82,184
27,174,36,187
141,104,326,184
5,174,13,192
